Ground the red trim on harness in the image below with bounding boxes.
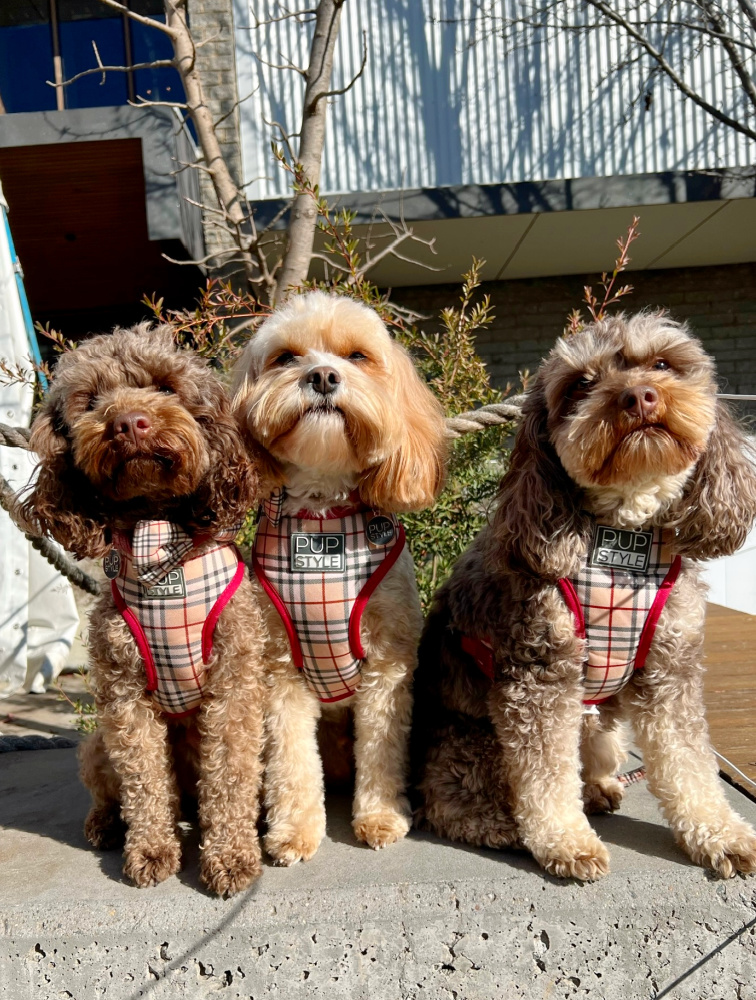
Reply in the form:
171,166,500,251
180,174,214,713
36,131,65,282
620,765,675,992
253,523,407,674
634,554,682,670
557,577,587,638
461,635,495,680
111,579,158,691
558,578,607,704
253,549,305,669
314,688,361,703
348,524,406,659
201,552,246,663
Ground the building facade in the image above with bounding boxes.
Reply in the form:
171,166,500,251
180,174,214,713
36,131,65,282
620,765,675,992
0,0,754,377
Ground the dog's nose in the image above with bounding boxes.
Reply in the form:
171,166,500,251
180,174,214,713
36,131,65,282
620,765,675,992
112,411,152,444
618,385,659,420
306,366,341,395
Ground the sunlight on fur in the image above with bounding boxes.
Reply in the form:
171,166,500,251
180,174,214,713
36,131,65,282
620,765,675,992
412,311,756,882
232,290,447,512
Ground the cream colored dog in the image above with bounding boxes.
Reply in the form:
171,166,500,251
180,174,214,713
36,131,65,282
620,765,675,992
232,292,447,863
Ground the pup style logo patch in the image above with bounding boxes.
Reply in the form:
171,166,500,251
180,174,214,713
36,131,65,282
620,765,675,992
291,533,346,572
142,567,187,599
589,526,653,574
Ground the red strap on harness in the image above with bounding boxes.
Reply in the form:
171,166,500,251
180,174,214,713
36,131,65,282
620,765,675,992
461,635,495,680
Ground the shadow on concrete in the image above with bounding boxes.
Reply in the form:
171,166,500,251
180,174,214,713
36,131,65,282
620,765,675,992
0,745,697,897
592,810,694,867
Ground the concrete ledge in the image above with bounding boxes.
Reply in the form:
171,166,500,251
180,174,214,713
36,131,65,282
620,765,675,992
1,749,755,999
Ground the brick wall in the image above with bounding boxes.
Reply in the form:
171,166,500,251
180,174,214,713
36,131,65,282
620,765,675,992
187,0,242,267
393,263,756,397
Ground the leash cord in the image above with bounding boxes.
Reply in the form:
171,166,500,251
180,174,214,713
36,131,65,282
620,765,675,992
713,749,756,793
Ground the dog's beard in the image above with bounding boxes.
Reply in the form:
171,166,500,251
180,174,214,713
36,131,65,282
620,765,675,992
596,425,702,486
554,382,715,489
249,381,399,474
72,408,208,501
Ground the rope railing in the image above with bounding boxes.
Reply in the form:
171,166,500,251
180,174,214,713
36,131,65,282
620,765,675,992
444,397,526,438
0,422,31,448
0,426,102,595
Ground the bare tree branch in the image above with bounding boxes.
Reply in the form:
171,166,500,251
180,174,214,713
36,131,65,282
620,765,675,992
254,52,307,77
703,1,756,115
129,97,189,109
46,39,174,90
276,0,348,298
736,0,756,33
94,0,177,36
213,88,259,129
244,6,318,29
317,29,367,105
582,0,756,142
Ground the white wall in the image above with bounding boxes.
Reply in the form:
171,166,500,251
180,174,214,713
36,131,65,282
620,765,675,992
233,0,755,201
702,524,756,616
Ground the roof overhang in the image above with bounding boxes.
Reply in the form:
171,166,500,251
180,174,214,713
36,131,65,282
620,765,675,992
253,169,756,286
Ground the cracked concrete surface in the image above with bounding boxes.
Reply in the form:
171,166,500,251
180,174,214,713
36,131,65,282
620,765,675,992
1,748,755,999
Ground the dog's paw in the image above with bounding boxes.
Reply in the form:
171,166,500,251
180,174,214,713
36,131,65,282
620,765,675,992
353,809,410,850
679,824,756,878
534,831,610,881
583,777,624,815
201,845,262,896
84,805,126,850
123,840,181,887
264,826,323,866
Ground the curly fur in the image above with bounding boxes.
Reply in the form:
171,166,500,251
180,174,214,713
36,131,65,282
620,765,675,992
24,324,265,895
413,312,756,881
231,292,447,863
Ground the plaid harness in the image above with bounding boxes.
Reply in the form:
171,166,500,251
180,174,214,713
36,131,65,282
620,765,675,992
253,490,405,702
462,524,681,705
107,521,245,716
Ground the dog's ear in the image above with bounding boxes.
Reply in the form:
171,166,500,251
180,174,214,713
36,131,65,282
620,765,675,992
358,345,447,512
21,404,110,559
230,371,285,502
489,382,586,580
186,384,261,535
668,401,756,559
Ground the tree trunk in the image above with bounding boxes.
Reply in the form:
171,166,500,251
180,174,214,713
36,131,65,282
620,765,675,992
275,0,345,301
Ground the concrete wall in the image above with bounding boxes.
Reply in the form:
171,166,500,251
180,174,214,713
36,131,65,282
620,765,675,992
188,0,243,268
393,263,756,397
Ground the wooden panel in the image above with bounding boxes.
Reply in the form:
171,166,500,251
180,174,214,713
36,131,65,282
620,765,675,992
703,603,756,797
0,139,179,312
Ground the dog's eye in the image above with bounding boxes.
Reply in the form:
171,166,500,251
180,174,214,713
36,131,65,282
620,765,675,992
653,359,671,371
348,352,367,362
157,384,175,395
571,375,593,393
273,351,297,367
85,395,97,412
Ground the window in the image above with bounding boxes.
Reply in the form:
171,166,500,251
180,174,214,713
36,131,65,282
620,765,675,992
0,0,184,113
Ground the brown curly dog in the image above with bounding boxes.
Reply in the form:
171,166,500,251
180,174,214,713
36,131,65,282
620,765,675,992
412,312,756,881
21,324,265,895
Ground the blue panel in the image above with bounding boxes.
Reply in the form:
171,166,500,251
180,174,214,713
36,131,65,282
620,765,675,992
131,16,185,105
0,24,57,112
60,17,128,108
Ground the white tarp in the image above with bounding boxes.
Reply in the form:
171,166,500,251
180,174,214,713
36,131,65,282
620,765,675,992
0,180,79,698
